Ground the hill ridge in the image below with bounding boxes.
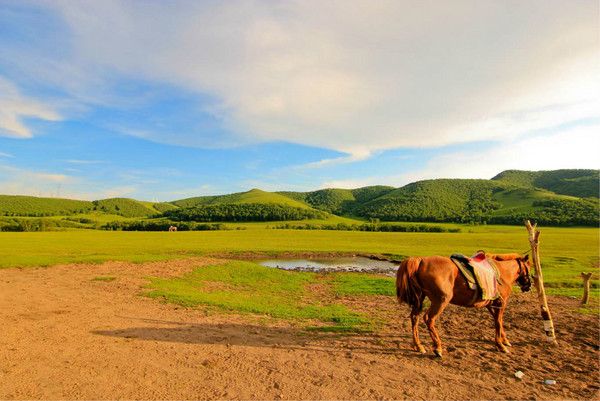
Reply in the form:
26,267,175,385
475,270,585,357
1,169,597,226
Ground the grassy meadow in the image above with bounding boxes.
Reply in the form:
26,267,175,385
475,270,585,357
1,223,598,330
1,224,597,295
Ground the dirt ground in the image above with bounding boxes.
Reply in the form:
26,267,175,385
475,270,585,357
0,258,598,400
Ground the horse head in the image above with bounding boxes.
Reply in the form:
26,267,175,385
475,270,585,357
491,253,532,292
515,254,532,292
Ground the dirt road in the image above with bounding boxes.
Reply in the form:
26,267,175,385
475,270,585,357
0,259,598,400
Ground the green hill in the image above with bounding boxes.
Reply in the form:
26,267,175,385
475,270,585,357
279,189,355,214
163,203,328,222
493,169,599,198
353,176,598,226
166,189,329,223
92,198,159,217
355,179,504,223
172,188,311,209
0,195,93,216
151,202,179,213
0,169,597,227
351,186,395,203
278,186,395,214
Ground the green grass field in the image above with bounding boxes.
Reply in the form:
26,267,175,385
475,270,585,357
1,224,597,329
0,225,597,296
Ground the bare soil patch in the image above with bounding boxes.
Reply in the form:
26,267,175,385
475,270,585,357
0,259,598,400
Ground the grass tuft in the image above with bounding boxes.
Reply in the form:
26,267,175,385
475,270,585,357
92,276,116,282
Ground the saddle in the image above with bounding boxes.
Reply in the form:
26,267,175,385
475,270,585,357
451,251,501,301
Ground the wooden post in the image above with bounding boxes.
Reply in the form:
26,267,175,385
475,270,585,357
580,272,593,305
525,220,557,345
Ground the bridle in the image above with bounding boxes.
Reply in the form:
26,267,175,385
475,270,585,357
516,258,526,277
515,257,532,292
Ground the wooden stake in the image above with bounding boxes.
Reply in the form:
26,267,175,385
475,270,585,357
580,272,593,305
525,220,557,345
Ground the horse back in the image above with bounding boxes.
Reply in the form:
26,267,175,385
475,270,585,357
417,256,486,306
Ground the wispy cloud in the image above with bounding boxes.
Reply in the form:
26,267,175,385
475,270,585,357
0,151,14,158
0,77,61,138
397,123,600,185
0,164,73,197
296,149,373,170
0,163,140,200
3,1,596,156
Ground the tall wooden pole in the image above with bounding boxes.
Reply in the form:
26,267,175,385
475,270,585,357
525,220,557,345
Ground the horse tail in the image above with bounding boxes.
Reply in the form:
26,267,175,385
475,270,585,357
396,257,423,311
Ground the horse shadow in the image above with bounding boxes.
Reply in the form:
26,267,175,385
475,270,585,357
91,316,427,357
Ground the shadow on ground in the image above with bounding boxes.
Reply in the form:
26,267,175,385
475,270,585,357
91,317,430,357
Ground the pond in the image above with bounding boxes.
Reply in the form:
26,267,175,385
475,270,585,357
259,256,398,275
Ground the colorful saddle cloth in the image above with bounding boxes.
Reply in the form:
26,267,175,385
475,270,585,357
451,251,501,300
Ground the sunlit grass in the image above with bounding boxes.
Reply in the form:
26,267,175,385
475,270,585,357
145,261,370,331
0,225,597,298
330,273,395,296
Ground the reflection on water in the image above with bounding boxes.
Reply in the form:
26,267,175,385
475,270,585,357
259,256,398,275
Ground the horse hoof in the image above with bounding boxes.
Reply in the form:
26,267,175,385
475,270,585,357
434,349,443,358
413,345,426,353
497,345,509,353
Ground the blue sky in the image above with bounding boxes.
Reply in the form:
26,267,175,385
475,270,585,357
0,1,598,201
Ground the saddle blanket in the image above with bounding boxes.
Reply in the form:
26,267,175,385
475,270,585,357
451,251,500,300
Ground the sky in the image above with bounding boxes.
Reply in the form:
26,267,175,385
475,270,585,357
0,0,598,201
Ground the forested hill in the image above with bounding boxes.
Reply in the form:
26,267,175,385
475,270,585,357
0,169,598,226
492,169,599,198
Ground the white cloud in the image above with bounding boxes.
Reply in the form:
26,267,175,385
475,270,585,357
4,0,592,157
298,149,373,170
0,164,138,200
0,77,61,138
0,164,73,197
0,151,14,158
342,123,600,189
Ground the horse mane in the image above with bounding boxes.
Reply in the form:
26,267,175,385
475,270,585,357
489,253,524,261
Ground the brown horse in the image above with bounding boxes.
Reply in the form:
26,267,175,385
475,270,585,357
396,253,531,357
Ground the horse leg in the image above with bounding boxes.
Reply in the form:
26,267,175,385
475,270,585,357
423,297,450,358
497,305,511,347
487,303,509,353
410,302,426,353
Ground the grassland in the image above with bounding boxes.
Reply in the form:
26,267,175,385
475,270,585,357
0,224,597,297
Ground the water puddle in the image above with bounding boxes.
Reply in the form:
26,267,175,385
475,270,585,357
259,256,398,275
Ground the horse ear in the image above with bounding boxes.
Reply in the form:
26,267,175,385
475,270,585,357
523,254,529,262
